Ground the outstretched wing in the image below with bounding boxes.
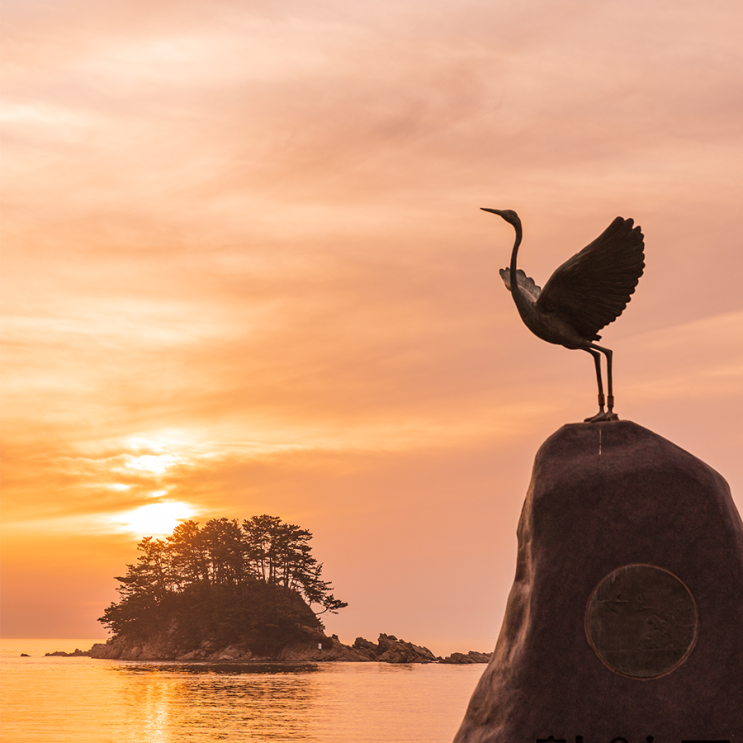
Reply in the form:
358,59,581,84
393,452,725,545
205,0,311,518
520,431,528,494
499,267,541,303
535,217,644,339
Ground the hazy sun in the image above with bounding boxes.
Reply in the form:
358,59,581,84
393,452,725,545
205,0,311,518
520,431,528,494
125,453,180,475
112,501,197,538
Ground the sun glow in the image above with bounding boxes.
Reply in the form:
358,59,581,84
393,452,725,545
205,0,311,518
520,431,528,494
111,501,197,538
124,454,180,475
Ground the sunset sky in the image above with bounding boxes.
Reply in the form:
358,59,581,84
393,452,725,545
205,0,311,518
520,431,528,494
2,0,743,655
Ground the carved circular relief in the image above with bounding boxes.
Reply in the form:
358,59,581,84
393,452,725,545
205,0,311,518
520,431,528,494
585,564,698,679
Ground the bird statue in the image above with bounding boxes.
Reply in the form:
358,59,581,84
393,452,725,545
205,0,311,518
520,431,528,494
482,208,645,422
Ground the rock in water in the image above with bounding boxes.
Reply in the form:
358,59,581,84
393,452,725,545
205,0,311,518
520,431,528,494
454,421,743,742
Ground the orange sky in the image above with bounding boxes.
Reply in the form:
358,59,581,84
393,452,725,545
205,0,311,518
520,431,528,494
2,0,743,654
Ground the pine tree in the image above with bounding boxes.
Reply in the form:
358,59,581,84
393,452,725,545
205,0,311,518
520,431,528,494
99,515,347,649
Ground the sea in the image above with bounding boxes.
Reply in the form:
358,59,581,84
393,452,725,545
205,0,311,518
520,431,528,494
0,639,484,742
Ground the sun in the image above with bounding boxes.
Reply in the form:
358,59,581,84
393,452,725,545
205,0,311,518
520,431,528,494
112,501,197,538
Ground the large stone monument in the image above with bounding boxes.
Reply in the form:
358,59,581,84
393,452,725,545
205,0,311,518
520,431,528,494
454,421,743,742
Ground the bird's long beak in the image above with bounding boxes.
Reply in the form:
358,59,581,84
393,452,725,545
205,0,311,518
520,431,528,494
480,208,503,216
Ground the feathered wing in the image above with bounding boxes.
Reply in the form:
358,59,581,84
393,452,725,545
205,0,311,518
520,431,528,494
535,217,644,339
499,267,541,303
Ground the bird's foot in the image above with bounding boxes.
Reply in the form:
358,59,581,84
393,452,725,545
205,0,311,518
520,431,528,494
584,410,619,423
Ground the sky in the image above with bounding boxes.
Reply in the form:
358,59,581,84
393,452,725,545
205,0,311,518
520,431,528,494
2,0,743,655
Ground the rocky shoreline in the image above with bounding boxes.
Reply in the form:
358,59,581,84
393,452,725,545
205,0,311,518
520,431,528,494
46,630,492,665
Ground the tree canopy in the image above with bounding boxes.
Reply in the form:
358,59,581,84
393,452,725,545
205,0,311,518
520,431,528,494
99,515,347,653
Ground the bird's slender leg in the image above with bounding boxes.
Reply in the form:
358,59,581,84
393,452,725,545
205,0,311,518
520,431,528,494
597,345,614,414
588,344,618,422
584,349,606,422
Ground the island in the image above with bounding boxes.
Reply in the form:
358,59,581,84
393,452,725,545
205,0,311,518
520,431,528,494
53,515,490,664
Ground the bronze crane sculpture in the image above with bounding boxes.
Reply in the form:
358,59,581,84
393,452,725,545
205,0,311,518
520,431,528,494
482,208,644,422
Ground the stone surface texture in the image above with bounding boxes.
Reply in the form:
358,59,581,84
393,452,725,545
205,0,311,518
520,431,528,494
454,420,743,742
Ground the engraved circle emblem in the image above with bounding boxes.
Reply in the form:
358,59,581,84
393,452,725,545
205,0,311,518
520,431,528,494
585,564,698,679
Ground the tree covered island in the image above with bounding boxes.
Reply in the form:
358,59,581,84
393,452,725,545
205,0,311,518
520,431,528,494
87,514,491,664
92,515,356,660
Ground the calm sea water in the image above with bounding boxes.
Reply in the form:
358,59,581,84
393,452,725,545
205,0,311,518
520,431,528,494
0,639,483,742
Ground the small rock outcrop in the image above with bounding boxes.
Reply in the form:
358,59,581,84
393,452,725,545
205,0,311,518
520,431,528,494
352,634,440,663
441,651,492,665
454,421,743,741
44,648,90,657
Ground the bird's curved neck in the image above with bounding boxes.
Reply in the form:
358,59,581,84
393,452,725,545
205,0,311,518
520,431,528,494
509,223,526,307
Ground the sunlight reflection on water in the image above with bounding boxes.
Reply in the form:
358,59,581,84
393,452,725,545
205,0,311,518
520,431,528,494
1,640,483,743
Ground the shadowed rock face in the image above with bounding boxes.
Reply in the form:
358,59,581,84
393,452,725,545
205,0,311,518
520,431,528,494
454,421,743,742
